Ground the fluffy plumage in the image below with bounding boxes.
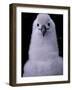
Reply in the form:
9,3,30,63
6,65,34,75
23,14,63,77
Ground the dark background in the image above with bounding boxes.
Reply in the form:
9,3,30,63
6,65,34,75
21,13,63,77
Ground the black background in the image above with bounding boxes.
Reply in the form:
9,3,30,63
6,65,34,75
21,13,63,77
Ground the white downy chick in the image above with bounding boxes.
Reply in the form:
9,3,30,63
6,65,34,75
23,14,63,77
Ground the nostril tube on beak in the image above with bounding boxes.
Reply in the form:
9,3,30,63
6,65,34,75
41,25,47,37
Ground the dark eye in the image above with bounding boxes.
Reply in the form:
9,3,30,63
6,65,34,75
48,23,50,26
37,23,39,27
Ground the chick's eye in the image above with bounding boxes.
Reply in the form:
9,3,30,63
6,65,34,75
37,23,39,27
48,23,50,26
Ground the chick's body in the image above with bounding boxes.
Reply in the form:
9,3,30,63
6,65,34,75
23,14,63,76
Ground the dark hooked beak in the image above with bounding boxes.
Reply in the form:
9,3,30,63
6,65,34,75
41,25,47,37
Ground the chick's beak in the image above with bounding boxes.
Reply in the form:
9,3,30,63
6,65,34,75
41,25,47,37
